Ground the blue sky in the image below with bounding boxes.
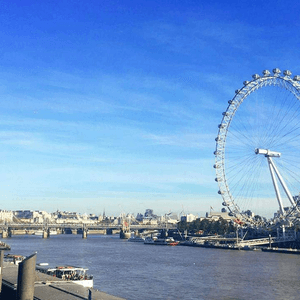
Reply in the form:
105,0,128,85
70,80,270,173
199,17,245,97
1,0,300,216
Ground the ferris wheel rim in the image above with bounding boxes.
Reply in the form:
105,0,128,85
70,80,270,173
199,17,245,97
214,68,300,224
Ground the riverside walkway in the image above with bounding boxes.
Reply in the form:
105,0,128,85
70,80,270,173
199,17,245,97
1,261,125,300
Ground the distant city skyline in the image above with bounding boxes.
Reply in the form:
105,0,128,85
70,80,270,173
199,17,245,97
0,1,299,216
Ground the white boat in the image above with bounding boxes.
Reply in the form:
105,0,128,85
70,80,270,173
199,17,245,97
154,237,179,246
36,264,94,288
4,254,25,265
34,229,58,236
128,236,145,242
33,230,44,236
144,236,179,246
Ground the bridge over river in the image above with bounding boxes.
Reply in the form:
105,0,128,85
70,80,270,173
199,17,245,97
0,223,177,239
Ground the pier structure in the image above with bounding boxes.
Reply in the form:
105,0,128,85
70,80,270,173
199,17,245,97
2,228,8,239
42,225,50,239
42,228,49,239
190,227,298,248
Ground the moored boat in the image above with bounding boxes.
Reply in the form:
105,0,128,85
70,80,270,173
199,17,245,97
154,237,179,246
0,241,11,250
128,236,145,242
34,229,58,236
262,247,300,254
144,237,155,244
144,236,179,246
168,240,180,246
33,230,44,236
36,264,94,288
4,254,25,265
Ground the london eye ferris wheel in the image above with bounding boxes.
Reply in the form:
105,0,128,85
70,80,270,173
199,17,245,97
214,68,300,226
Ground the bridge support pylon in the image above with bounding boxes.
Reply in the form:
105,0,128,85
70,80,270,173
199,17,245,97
82,226,88,239
42,229,49,239
2,229,8,239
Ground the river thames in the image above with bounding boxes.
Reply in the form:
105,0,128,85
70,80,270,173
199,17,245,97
4,234,300,300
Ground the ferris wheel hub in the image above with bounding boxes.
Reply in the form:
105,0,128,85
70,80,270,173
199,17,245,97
255,148,281,157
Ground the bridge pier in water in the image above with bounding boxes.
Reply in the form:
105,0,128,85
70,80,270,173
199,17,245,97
2,227,14,238
7,228,12,238
107,228,119,235
2,229,8,239
42,229,49,239
82,225,88,239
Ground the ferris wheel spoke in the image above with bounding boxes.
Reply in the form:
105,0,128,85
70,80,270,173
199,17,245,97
269,111,300,145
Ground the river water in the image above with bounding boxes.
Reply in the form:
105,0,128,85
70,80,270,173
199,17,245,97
4,234,300,300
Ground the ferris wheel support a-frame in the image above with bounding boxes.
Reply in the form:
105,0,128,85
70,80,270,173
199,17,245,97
255,148,299,218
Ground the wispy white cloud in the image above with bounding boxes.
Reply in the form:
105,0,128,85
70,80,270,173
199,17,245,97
144,132,215,149
0,127,93,158
142,18,261,54
0,68,222,125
